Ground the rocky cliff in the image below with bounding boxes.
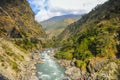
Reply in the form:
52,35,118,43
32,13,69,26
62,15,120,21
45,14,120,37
0,0,46,79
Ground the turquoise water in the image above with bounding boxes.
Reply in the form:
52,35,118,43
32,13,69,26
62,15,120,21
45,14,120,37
36,49,70,80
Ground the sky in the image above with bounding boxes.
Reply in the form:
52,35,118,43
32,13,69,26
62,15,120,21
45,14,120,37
27,0,108,22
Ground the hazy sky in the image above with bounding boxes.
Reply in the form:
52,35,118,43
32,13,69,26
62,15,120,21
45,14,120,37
27,0,108,22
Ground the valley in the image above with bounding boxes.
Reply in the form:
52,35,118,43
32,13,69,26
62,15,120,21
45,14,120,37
0,0,120,80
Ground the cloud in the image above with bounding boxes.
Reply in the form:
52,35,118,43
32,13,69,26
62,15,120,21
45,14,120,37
28,0,108,22
28,0,48,14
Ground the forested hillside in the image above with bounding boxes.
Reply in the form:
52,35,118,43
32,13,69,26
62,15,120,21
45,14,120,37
55,0,120,79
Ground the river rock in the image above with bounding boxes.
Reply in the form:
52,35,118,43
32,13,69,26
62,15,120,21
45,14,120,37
58,60,81,80
87,58,109,73
29,72,39,80
58,60,71,67
22,51,42,80
65,67,81,80
0,74,8,80
58,56,120,80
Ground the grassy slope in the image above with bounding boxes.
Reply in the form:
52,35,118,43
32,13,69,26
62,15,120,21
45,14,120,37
0,0,46,79
0,0,46,38
0,39,30,79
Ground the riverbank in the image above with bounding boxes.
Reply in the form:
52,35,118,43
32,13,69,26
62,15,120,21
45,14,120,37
57,58,120,80
57,60,81,80
22,50,43,80
36,49,70,80
48,50,80,80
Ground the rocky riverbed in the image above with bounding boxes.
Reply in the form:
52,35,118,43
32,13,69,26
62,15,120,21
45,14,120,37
48,50,81,80
21,49,120,80
57,58,120,80
21,50,43,80
57,59,81,80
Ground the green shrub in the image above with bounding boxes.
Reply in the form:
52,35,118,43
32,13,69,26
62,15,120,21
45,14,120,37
74,38,93,60
6,51,13,56
62,52,73,60
55,49,74,60
11,61,19,72
55,51,63,59
75,60,86,70
14,38,34,51
31,38,39,44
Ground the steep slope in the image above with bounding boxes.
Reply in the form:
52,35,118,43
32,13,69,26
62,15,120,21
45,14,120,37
58,0,120,41
0,0,46,79
0,0,46,38
0,39,30,80
41,14,82,38
55,0,120,79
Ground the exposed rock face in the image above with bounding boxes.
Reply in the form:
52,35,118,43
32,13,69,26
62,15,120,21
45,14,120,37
65,67,81,80
58,60,81,80
58,58,120,80
87,58,109,73
86,59,120,80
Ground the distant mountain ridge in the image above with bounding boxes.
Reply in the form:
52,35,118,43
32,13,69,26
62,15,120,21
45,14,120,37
41,14,82,28
40,14,83,38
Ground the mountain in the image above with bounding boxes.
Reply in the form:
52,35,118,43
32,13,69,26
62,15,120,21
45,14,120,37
55,0,120,79
0,0,46,38
40,14,82,38
41,14,82,28
0,0,46,79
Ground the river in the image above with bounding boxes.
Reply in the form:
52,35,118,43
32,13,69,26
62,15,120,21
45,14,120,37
36,49,70,80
